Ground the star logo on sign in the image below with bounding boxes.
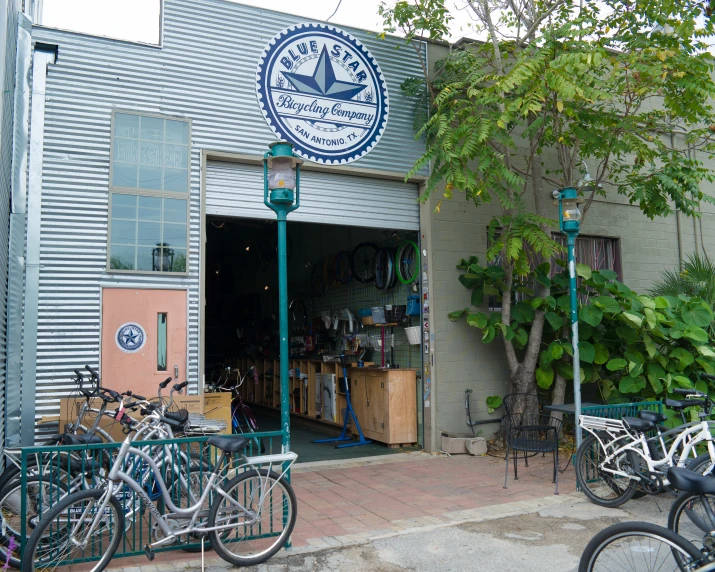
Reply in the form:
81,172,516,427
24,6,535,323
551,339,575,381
282,46,368,101
120,326,143,349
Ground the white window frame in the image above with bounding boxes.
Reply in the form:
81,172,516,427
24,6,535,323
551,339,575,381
107,110,191,276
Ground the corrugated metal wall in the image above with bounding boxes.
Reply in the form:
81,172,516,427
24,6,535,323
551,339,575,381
28,0,426,432
206,161,420,230
0,0,23,450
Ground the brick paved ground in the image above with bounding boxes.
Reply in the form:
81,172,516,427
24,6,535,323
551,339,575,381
65,451,577,571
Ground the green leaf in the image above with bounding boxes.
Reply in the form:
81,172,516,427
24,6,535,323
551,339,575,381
579,340,596,364
594,343,609,364
514,328,528,349
466,312,488,329
607,358,628,371
599,269,618,280
672,375,693,389
471,287,484,307
545,311,565,331
592,296,621,314
620,376,645,393
550,342,564,361
697,358,715,374
536,366,554,389
647,362,666,394
486,395,503,414
485,266,506,281
697,345,715,358
580,304,603,327
643,308,657,330
448,308,469,322
684,325,709,343
576,263,592,279
670,348,695,369
682,301,715,328
654,296,671,309
620,311,644,328
459,273,481,289
637,296,656,311
556,296,571,312
643,334,657,358
616,326,638,344
482,326,496,344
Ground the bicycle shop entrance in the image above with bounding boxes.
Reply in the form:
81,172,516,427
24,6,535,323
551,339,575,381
200,157,425,461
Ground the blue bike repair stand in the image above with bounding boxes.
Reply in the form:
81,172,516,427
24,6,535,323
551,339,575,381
313,354,372,449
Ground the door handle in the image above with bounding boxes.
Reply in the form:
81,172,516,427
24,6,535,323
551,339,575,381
174,365,179,379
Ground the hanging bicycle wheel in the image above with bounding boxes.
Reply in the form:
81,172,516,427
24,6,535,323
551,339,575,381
334,250,353,285
351,242,378,283
374,248,394,290
396,240,419,285
387,248,399,289
311,263,327,297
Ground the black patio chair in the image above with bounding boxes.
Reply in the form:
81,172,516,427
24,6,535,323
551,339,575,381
502,393,562,495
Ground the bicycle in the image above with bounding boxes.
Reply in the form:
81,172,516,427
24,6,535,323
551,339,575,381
576,385,715,508
21,405,297,571
578,466,715,571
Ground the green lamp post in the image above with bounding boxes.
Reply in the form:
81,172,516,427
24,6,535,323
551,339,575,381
554,187,585,449
264,141,302,453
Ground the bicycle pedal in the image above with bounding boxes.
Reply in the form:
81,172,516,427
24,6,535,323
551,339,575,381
144,544,155,561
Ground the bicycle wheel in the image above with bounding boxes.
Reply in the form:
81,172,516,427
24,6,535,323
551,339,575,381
575,434,639,508
579,521,703,572
387,248,399,289
21,488,124,572
323,256,338,288
0,476,69,569
395,240,419,284
334,250,353,285
311,263,327,297
208,469,296,567
374,248,393,291
668,491,715,562
351,242,378,283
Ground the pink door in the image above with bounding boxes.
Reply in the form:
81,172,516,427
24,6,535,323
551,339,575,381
101,288,187,397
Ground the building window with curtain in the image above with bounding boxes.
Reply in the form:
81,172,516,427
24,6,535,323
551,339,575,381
108,111,190,274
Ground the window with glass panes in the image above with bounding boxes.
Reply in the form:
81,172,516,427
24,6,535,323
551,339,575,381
108,112,190,273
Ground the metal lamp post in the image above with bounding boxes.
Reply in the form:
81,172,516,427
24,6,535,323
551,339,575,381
554,187,584,449
263,142,302,453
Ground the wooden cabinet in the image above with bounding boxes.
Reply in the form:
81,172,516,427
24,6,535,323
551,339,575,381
350,369,416,445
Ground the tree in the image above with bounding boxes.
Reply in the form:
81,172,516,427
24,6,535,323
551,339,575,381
381,0,715,407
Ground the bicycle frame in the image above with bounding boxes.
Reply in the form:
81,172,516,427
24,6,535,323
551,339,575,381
71,418,296,550
581,415,715,485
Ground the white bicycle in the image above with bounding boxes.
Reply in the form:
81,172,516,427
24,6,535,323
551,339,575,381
576,387,715,507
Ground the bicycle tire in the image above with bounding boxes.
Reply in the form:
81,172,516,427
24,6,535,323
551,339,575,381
395,240,419,285
0,475,69,569
374,248,393,291
21,488,124,572
578,521,703,572
575,434,639,508
323,256,338,288
668,490,715,562
334,250,353,285
351,242,378,283
208,469,296,567
387,248,399,289
311,262,327,297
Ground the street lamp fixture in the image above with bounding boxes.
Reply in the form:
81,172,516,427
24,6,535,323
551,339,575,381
553,187,585,450
152,243,175,272
263,141,302,453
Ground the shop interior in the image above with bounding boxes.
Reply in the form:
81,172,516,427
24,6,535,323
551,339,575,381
204,216,423,462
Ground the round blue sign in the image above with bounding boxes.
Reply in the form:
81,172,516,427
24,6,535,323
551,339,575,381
116,322,146,353
256,24,389,165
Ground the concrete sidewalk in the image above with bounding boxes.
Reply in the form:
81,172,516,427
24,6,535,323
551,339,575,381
67,451,582,571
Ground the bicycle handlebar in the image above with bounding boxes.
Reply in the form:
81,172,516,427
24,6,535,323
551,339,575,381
173,381,188,392
672,388,705,396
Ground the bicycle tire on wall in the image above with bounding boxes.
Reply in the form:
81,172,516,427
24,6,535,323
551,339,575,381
351,242,378,283
395,240,419,285
374,248,393,291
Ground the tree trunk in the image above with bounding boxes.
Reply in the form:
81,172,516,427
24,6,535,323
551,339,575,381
551,373,567,435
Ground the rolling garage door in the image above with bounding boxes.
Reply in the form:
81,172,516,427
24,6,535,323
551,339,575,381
205,161,420,230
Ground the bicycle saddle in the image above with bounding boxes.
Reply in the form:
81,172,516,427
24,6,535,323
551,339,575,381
638,410,667,424
668,467,715,495
63,433,103,446
206,435,248,453
665,398,707,410
622,416,655,433
165,409,189,425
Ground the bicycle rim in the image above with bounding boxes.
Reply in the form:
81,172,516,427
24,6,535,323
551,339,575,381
576,435,637,506
670,492,715,560
351,242,378,283
580,522,703,572
374,248,392,290
24,489,124,572
209,470,296,566
396,240,419,284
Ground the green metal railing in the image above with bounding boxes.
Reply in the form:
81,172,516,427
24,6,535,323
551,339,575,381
16,430,284,566
581,401,663,418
